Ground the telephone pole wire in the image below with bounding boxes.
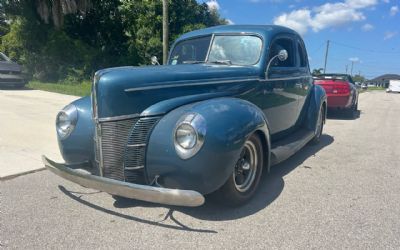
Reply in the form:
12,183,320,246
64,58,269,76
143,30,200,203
323,40,330,74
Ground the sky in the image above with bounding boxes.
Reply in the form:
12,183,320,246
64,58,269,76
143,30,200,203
200,0,400,79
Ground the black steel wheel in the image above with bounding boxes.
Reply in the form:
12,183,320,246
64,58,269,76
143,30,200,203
213,133,264,206
310,105,324,145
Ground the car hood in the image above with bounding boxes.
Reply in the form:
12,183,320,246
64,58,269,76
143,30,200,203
94,64,260,118
0,61,21,72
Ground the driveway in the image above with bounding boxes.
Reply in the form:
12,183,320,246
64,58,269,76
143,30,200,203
0,89,78,178
1,91,400,249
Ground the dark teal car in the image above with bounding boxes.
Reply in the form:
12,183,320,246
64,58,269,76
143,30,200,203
43,25,327,207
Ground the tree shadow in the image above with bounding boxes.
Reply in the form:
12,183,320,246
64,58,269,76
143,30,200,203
327,109,361,120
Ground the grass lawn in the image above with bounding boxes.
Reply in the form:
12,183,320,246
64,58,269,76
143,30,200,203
27,80,92,97
367,86,386,91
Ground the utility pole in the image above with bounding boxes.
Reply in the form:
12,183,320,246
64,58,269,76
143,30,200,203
323,40,330,74
162,0,169,65
350,61,354,76
345,64,348,74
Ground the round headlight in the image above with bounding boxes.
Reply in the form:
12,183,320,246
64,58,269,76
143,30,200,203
174,113,206,160
56,104,78,139
175,124,197,149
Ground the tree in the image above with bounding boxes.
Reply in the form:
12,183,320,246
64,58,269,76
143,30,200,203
312,68,324,76
1,0,227,81
0,2,10,36
352,74,365,83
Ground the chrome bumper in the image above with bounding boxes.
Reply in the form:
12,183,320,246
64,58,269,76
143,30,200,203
42,156,205,207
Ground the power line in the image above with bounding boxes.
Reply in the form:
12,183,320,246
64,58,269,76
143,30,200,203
330,40,400,54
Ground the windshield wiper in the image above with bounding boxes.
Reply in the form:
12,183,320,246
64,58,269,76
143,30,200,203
207,60,232,65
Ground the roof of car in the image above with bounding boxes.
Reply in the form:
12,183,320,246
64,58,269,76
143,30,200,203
176,25,299,42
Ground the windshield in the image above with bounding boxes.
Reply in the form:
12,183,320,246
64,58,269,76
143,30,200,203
0,52,10,62
169,35,263,66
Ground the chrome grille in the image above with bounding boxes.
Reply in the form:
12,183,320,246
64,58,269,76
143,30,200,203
97,118,138,181
94,116,160,184
124,117,160,184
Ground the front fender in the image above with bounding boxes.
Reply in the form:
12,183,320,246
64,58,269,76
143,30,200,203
146,97,270,194
58,96,95,164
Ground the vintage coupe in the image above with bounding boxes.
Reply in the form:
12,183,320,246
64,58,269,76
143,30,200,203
43,25,327,207
314,74,358,116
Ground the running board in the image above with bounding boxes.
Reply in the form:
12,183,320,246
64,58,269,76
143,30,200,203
270,129,315,166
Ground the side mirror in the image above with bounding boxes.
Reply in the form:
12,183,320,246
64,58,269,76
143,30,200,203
265,49,288,79
151,56,160,65
277,49,288,62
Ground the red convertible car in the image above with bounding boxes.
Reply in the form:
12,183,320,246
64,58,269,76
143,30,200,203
314,74,358,116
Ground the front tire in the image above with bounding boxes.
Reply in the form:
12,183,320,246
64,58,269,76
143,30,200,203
213,134,264,207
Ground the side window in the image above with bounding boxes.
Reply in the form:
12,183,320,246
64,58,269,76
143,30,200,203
269,38,295,67
297,42,307,67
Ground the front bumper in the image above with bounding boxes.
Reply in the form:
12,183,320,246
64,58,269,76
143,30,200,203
0,74,26,86
42,156,205,207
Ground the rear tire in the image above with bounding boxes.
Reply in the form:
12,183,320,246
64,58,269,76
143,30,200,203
310,105,324,145
212,134,264,207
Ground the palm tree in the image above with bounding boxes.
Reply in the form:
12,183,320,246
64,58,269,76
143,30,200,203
312,68,324,76
35,0,91,28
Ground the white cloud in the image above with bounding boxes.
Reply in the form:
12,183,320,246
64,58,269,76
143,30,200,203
273,0,378,35
226,19,235,25
349,57,360,62
345,0,378,8
273,9,312,35
206,0,220,11
390,5,399,16
362,23,374,31
384,31,398,40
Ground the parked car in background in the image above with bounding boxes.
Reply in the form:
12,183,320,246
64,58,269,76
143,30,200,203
361,83,368,90
42,25,327,207
0,52,27,88
386,80,400,93
314,73,358,116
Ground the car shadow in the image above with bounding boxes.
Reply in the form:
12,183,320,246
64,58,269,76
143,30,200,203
327,109,361,120
58,134,333,231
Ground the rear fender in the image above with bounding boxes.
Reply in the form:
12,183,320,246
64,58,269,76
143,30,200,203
306,84,327,132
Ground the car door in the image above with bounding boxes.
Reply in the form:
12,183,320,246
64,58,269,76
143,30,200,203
262,36,301,140
295,39,313,125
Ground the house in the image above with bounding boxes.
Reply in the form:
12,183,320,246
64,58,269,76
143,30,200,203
366,74,400,88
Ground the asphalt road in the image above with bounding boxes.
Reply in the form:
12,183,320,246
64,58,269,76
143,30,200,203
1,91,400,249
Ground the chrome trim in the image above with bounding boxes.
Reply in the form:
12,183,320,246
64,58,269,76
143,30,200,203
42,155,205,207
204,33,215,62
126,143,146,148
125,166,144,170
125,77,258,93
124,76,308,93
98,113,141,123
260,76,306,82
174,113,206,160
96,123,104,176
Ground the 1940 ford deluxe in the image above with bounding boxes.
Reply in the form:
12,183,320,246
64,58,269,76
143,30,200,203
43,25,327,207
